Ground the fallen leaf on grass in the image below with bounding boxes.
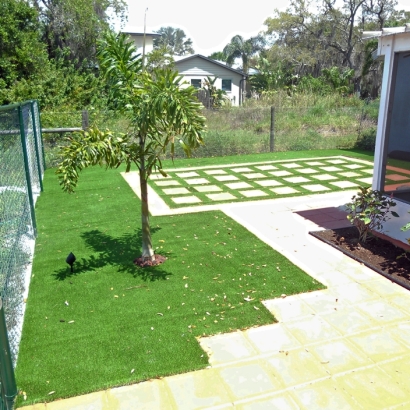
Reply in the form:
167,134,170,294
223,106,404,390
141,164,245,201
157,313,163,316
125,285,146,290
68,320,75,324
64,301,69,306
131,369,135,374
244,297,254,302
48,391,55,395
253,306,259,310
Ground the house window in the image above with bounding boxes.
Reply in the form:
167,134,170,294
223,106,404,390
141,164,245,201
191,79,202,89
222,79,232,92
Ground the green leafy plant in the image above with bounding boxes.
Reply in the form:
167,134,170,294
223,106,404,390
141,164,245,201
401,214,410,235
346,187,398,243
322,67,354,95
202,76,229,108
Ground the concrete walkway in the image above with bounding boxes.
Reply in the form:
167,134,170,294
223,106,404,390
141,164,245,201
22,192,410,409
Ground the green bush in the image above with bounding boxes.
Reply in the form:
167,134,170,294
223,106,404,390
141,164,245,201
355,128,377,151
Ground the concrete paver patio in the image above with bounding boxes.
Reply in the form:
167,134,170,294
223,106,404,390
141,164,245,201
22,190,410,409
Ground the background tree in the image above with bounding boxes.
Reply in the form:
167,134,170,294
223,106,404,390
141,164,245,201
153,26,195,56
222,34,265,74
208,51,228,62
362,0,398,29
0,0,48,88
56,33,206,261
263,0,400,94
32,0,127,66
250,57,294,93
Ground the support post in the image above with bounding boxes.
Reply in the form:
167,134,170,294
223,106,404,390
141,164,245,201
30,101,44,192
18,105,37,236
270,106,275,152
82,110,89,130
34,100,47,171
0,298,17,410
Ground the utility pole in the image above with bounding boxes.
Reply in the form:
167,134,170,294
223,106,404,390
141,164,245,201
142,8,148,71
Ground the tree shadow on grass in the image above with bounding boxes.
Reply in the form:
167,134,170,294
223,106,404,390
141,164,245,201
53,228,173,282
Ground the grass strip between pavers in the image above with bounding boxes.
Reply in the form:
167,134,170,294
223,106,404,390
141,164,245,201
148,153,376,209
157,149,374,170
15,164,325,407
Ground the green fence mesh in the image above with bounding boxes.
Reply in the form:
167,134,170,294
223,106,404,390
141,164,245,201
0,100,44,368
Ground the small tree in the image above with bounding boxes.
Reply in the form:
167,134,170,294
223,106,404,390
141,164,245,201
56,32,206,262
346,187,398,243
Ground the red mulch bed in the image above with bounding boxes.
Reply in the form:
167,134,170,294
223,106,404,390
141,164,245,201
134,254,167,267
311,226,410,290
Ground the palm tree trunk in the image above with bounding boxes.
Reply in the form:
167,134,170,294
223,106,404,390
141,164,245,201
139,154,155,261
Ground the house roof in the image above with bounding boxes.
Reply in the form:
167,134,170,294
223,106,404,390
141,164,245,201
363,24,410,39
363,25,410,61
122,32,161,37
174,54,247,77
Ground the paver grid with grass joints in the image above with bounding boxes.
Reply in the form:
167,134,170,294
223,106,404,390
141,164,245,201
21,186,410,407
148,156,380,208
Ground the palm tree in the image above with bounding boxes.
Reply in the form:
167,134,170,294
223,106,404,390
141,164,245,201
153,26,194,56
208,51,227,62
56,33,205,262
223,35,265,74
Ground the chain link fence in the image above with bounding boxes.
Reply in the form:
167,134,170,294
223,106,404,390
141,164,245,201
0,100,44,408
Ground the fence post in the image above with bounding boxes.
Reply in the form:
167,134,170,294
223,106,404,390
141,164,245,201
34,100,46,171
0,298,17,410
18,105,37,236
82,110,89,130
29,102,44,192
270,106,275,152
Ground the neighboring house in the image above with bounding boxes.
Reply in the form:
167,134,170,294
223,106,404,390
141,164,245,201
122,29,160,56
363,25,410,247
174,54,247,106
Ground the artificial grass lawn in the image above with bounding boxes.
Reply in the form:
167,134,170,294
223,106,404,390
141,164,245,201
159,149,374,170
15,163,326,406
149,150,375,209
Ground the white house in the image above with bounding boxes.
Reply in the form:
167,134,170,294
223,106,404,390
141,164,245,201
363,25,410,247
122,29,160,56
174,55,247,106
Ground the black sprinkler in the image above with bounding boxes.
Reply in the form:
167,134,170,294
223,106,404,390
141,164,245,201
66,252,76,273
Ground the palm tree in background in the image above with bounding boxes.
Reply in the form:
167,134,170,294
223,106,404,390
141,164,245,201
223,34,265,74
153,26,195,56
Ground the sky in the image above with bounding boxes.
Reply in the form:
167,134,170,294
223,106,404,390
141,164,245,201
121,0,410,56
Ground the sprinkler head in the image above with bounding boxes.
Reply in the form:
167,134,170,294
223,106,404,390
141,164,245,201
66,252,76,273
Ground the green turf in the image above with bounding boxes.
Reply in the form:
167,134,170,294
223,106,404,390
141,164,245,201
157,149,374,170
149,153,375,209
15,165,325,406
